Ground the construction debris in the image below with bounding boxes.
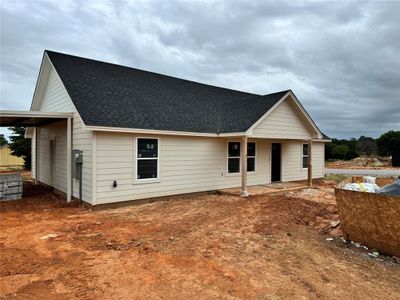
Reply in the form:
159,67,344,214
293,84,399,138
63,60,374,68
377,180,400,196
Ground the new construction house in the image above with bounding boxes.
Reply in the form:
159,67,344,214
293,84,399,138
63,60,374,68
0,51,330,205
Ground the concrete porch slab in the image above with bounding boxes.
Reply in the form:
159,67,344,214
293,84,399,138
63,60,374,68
218,180,309,197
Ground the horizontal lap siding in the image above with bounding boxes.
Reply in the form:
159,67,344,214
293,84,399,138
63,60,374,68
281,141,324,181
96,133,269,204
253,98,315,139
36,65,93,202
72,116,92,201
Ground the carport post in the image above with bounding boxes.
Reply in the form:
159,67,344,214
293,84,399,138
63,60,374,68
308,140,313,187
240,135,249,197
66,117,72,202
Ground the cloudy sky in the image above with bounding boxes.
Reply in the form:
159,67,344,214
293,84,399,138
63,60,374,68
1,0,399,139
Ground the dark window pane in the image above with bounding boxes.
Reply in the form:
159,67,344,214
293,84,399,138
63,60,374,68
228,142,240,157
303,156,309,168
247,157,255,172
137,159,158,179
247,142,256,157
138,139,158,158
303,144,308,156
228,158,240,173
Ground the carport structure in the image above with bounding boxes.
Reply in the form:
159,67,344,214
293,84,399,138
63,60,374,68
0,110,74,201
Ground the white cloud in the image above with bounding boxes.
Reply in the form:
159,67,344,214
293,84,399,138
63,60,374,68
0,0,399,139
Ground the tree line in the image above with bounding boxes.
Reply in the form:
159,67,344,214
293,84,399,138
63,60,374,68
325,130,400,160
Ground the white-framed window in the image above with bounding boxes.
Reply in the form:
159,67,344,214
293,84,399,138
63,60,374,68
136,138,159,180
227,141,256,173
228,142,241,173
302,143,309,169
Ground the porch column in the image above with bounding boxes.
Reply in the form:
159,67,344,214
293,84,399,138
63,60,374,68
307,140,313,187
240,135,249,197
66,117,72,202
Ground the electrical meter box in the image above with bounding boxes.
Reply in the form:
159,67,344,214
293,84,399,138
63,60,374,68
73,149,83,179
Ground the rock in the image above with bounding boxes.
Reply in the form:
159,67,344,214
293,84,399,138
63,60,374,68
368,251,379,258
169,236,175,241
40,233,59,240
326,238,334,241
330,220,340,228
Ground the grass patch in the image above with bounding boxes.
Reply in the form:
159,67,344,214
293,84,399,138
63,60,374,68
324,174,349,183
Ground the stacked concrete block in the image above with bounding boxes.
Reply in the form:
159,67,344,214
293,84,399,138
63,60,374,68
0,173,23,200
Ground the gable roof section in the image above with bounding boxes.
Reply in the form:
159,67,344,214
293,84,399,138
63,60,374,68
45,50,290,134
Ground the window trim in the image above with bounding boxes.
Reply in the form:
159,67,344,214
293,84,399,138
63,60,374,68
302,143,309,169
226,140,257,176
135,137,160,183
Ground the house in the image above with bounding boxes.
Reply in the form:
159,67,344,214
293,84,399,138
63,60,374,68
0,51,330,205
0,144,24,171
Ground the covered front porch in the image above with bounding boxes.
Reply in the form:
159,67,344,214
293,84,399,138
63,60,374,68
229,135,316,197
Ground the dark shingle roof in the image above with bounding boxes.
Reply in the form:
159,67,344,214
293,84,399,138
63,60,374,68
45,50,291,133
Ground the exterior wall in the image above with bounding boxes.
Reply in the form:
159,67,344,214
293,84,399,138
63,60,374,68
281,140,325,181
36,121,67,192
95,133,270,204
32,61,93,203
0,145,24,170
252,98,317,139
94,133,326,204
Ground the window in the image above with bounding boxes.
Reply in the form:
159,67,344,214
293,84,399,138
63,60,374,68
137,138,158,180
302,143,309,168
228,142,240,173
247,142,256,172
227,142,256,173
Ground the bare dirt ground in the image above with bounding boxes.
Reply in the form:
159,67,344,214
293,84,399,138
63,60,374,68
1,181,399,299
326,157,399,170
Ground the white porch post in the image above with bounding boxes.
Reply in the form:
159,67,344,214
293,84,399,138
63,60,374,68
66,117,72,202
308,140,313,187
240,135,249,197
31,126,39,184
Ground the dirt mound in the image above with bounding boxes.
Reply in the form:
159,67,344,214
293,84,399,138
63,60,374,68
326,156,397,169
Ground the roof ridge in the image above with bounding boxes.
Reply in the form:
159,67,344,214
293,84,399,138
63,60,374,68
45,50,261,97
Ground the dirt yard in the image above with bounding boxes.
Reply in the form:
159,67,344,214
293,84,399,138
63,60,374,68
326,156,398,170
1,181,399,299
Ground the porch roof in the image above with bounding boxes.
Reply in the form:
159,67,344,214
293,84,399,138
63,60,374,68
0,110,73,127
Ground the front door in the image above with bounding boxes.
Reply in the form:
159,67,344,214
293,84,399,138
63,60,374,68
271,143,281,182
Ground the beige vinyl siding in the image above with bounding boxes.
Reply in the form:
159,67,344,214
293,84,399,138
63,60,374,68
95,133,270,204
37,121,67,191
281,140,325,181
252,98,317,139
33,60,93,203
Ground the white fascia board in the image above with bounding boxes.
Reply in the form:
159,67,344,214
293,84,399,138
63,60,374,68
29,52,47,111
84,125,219,137
0,110,74,118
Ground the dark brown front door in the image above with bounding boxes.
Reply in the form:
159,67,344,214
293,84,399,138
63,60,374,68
271,143,281,182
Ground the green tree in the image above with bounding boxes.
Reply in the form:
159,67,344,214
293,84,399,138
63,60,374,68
8,126,31,170
376,131,400,156
356,136,377,156
332,144,349,159
0,134,8,147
